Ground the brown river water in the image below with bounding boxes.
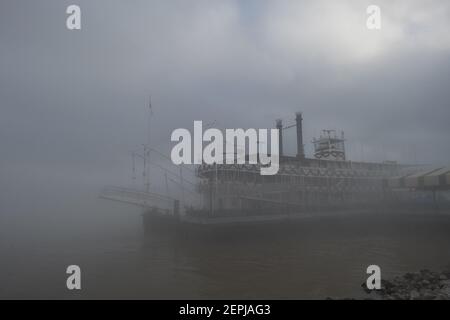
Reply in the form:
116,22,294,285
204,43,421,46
1,208,450,299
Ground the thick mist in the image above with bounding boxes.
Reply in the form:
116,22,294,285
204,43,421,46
1,0,450,299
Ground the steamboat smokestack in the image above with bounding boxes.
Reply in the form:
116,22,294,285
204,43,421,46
296,112,304,159
276,119,283,157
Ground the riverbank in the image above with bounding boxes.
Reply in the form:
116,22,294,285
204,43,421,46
363,269,450,300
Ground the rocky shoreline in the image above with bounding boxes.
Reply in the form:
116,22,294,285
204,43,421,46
362,269,450,300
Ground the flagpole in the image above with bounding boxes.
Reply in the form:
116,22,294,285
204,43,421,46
146,95,152,193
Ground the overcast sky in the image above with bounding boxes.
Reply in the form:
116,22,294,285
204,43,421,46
1,0,450,219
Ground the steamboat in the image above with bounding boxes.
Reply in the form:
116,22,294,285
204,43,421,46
100,112,450,235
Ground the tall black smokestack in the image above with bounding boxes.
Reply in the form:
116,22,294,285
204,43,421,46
296,112,304,159
276,119,283,157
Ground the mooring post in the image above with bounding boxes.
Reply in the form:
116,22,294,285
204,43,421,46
432,188,438,212
173,199,180,222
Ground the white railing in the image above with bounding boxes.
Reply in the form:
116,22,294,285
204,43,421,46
99,186,174,211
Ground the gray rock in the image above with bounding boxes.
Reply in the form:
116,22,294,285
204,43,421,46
441,287,450,296
410,290,420,300
404,273,415,280
441,280,450,287
392,293,405,300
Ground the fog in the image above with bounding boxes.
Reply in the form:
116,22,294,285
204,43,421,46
1,0,450,299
